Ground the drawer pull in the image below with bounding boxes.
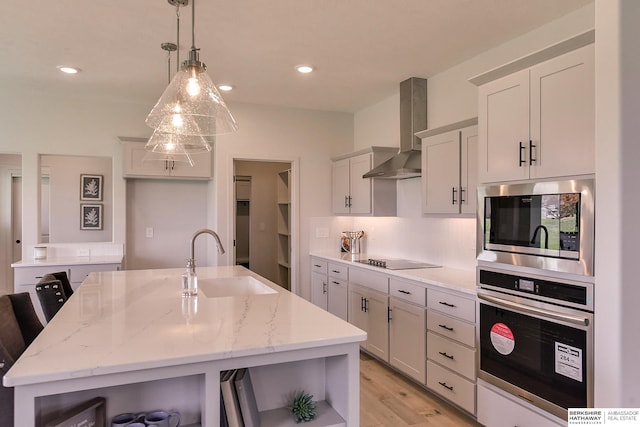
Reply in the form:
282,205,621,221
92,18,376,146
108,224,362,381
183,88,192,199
438,351,454,360
438,381,454,391
35,276,44,279
331,270,341,274
438,324,454,332
439,301,456,308
398,290,411,295
313,264,322,268
332,281,340,285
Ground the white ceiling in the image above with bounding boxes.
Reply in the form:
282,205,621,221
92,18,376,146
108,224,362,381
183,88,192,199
2,0,592,113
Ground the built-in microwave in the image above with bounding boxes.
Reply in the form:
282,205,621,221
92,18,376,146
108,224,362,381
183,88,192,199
477,178,594,276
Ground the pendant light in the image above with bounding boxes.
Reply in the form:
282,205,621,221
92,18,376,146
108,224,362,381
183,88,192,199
145,38,204,164
145,0,238,139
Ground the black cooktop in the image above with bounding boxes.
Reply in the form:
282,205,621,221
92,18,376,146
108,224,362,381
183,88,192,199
355,258,441,270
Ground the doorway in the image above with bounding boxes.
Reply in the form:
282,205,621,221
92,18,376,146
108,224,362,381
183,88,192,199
233,160,293,290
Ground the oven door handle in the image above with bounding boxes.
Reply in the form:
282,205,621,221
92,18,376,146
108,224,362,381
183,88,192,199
477,289,590,327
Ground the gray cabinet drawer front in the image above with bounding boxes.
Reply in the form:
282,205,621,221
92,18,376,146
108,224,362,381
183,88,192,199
427,360,476,415
311,258,328,275
389,278,426,306
14,266,67,286
427,310,475,348
427,332,476,380
328,262,348,281
427,288,475,322
349,267,388,294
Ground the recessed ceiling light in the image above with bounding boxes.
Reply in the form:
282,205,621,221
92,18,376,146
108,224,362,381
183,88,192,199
218,84,233,92
296,65,314,74
57,66,80,74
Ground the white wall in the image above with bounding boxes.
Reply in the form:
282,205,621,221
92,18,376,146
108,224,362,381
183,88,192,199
41,155,113,243
594,0,640,408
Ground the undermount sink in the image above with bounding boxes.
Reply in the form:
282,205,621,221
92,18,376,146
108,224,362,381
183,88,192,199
198,276,277,298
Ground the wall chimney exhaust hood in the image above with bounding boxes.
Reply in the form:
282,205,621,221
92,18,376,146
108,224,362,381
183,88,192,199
363,77,427,179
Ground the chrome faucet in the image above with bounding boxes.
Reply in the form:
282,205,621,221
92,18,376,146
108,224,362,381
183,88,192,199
188,228,226,274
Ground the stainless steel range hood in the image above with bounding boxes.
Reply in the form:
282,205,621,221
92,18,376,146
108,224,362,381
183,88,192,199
363,77,427,179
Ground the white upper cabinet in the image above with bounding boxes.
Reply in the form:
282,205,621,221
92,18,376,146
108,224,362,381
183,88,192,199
331,147,397,216
474,36,595,184
419,120,478,215
121,140,213,180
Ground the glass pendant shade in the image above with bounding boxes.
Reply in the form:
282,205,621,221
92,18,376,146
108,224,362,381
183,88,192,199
145,60,238,137
142,149,195,167
145,127,213,155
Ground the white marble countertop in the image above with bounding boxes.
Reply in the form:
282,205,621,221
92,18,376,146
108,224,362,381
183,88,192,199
310,251,477,295
4,266,366,387
12,255,123,268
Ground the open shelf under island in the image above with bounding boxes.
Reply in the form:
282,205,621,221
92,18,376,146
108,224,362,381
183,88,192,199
4,266,366,427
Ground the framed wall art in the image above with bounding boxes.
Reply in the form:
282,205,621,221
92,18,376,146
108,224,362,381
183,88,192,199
81,204,103,230
80,174,103,201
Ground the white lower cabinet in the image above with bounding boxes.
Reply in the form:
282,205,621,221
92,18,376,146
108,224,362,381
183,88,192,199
311,257,480,418
311,258,348,321
348,282,389,362
389,297,426,383
477,381,565,427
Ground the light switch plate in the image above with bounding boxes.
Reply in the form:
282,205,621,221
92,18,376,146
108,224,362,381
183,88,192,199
146,227,154,238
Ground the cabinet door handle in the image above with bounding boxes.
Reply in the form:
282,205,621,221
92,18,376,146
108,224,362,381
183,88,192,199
519,141,526,167
344,196,349,208
313,264,321,268
438,324,454,332
331,280,340,285
439,351,454,360
348,196,352,207
438,381,454,391
323,282,327,294
331,270,340,274
529,140,537,165
364,298,369,313
361,297,365,312
439,301,456,308
398,290,411,295
451,187,457,205
460,187,466,204
388,306,392,322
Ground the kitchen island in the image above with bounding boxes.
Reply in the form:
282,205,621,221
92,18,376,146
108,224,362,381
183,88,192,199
4,266,366,427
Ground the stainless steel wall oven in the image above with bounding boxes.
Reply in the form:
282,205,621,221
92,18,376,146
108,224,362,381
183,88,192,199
477,178,595,276
477,266,594,420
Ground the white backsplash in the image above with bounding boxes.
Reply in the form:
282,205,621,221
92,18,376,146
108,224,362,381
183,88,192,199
309,216,476,271
309,178,477,271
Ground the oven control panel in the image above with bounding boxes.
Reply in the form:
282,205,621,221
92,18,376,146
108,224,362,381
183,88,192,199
478,268,593,310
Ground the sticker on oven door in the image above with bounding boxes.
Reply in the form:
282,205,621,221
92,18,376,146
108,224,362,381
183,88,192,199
555,342,583,382
490,323,515,355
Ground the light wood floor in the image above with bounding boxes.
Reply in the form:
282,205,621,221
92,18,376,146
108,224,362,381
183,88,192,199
360,352,481,427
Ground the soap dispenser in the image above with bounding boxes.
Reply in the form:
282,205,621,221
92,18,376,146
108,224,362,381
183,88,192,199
181,259,198,296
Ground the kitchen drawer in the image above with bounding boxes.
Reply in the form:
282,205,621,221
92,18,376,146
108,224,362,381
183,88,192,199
427,310,475,348
70,264,120,284
14,266,67,286
427,331,476,380
328,262,348,281
311,258,328,275
427,360,476,415
349,267,388,294
389,278,426,306
427,288,475,323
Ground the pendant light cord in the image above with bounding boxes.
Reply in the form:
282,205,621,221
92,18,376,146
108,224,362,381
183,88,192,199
176,4,181,70
191,0,196,50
